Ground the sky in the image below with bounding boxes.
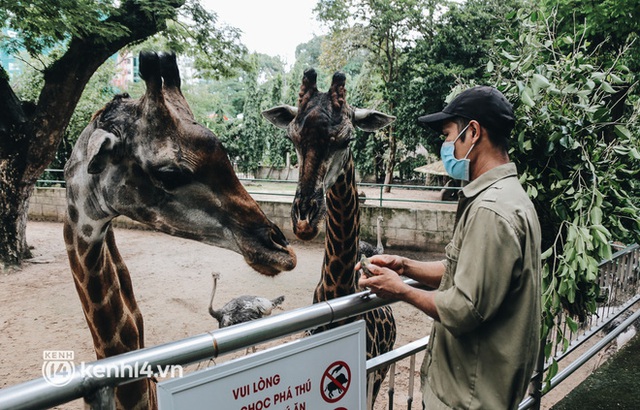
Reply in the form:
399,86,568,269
202,0,326,66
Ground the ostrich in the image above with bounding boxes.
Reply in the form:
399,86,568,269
208,272,285,328
359,215,384,259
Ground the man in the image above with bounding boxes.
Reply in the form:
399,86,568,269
358,86,542,409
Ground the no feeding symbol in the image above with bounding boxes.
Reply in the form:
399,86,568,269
320,361,351,403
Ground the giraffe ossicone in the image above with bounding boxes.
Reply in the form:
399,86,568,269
64,50,296,409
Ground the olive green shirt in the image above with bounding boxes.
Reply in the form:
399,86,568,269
421,163,542,410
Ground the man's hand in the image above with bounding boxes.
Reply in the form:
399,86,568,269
358,258,409,300
355,254,406,276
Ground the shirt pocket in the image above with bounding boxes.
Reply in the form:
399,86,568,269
441,242,460,290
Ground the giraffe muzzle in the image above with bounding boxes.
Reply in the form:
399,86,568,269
291,195,325,241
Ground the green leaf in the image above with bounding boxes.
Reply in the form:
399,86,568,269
501,50,518,61
614,125,632,139
486,60,494,73
590,207,603,225
541,247,553,259
562,84,579,94
548,359,559,379
521,88,535,107
609,73,624,85
600,81,616,94
532,73,551,89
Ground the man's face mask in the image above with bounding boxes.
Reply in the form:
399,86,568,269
440,124,474,181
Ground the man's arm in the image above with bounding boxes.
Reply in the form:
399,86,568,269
402,258,446,289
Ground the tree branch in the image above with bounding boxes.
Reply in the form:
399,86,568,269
24,0,185,179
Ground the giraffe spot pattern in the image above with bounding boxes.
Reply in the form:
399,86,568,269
81,224,93,237
119,317,141,351
94,302,119,342
67,205,79,223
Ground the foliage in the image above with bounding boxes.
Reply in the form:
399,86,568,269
394,0,523,161
283,36,324,106
486,4,640,384
263,73,293,168
181,81,233,125
118,0,250,80
348,63,389,181
541,0,640,72
235,68,268,175
314,0,442,186
12,54,120,172
0,0,250,266
0,0,129,56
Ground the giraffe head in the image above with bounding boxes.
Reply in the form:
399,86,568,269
64,51,296,276
262,68,395,240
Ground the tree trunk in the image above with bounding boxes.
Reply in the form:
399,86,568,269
0,160,34,266
383,126,396,193
0,71,37,268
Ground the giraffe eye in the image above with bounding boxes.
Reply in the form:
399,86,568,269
151,165,193,191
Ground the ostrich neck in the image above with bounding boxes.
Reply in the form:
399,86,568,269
314,157,359,302
208,275,223,320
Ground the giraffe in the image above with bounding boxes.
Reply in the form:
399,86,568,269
263,68,396,405
63,51,296,410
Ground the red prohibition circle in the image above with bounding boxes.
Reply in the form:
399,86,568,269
320,361,351,404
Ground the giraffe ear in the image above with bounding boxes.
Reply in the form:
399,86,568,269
87,128,119,174
353,108,396,132
262,105,298,130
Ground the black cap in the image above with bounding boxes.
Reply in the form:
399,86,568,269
418,86,515,133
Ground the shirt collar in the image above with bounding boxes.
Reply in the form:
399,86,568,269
461,162,518,199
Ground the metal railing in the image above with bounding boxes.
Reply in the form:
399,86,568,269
35,169,66,187
0,280,427,410
544,244,640,363
8,170,640,409
1,244,638,410
35,170,460,207
348,244,640,410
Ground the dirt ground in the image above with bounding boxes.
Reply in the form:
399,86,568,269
0,221,594,409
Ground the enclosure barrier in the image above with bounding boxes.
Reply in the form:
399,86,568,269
360,244,640,410
542,244,640,365
1,245,638,409
36,169,461,206
0,280,426,410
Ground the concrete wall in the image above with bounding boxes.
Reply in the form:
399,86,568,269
28,187,455,251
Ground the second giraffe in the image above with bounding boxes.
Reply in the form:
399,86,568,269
263,68,397,407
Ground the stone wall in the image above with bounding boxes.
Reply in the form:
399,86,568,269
28,187,455,251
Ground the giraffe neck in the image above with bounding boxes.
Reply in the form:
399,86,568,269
63,218,155,409
314,156,359,302
64,218,142,354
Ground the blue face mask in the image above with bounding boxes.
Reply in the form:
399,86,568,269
440,124,474,181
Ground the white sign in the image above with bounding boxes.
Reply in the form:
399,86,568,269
158,321,366,410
